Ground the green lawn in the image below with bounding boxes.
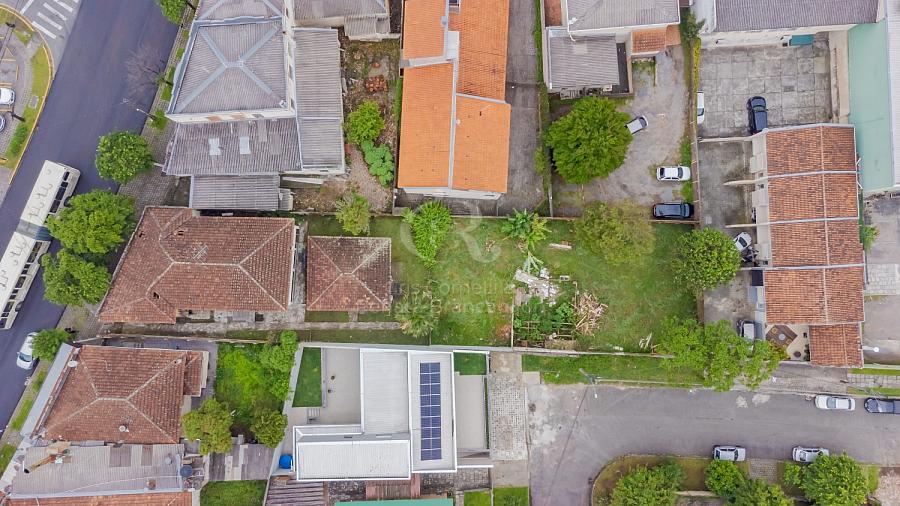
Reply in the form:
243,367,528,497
522,353,702,386
464,490,491,506
200,480,266,506
224,328,427,346
0,444,15,474
849,386,900,396
493,487,529,506
454,352,488,375
852,367,900,376
293,347,322,407
215,343,287,430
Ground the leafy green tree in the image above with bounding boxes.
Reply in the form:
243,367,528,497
250,410,287,448
41,250,110,306
741,340,784,389
95,131,155,184
502,209,549,250
705,460,746,500
335,191,371,236
403,201,453,267
260,331,299,400
679,7,706,42
182,399,233,454
394,288,438,338
733,479,792,506
46,191,134,256
361,141,395,185
32,328,72,361
546,97,632,184
156,0,196,24
610,462,684,506
794,454,869,506
574,201,654,265
345,101,384,146
674,227,741,291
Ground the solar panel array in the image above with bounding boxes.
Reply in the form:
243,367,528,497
419,362,442,461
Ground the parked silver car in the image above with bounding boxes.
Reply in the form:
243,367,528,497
15,332,37,370
713,446,746,461
814,395,855,411
792,446,829,463
733,232,752,253
0,87,15,106
697,91,705,125
626,116,648,134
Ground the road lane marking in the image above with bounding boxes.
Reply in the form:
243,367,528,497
52,0,74,12
37,12,62,31
31,22,56,39
21,0,35,13
42,3,67,20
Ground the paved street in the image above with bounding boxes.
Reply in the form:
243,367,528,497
528,384,900,506
0,0,177,432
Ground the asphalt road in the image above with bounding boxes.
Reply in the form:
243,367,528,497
0,0,177,432
527,384,900,506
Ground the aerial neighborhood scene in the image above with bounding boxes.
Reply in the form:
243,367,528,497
1,0,900,504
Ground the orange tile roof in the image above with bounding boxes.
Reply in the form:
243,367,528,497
632,27,668,54
452,95,510,192
763,267,865,325
7,492,194,506
769,220,863,268
544,0,563,26
397,63,454,188
765,125,857,176
402,0,446,60
808,324,863,367
665,24,681,45
449,0,509,100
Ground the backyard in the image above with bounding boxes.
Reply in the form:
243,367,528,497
200,480,266,506
293,347,322,407
214,341,293,433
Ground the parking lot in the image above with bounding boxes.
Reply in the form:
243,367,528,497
699,37,833,138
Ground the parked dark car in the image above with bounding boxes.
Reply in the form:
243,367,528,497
747,96,768,134
652,202,694,220
865,398,900,414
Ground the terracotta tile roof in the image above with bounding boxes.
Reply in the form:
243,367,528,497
765,125,857,176
307,236,392,312
763,267,865,325
452,96,511,192
449,0,509,100
397,64,455,188
98,207,295,324
808,324,863,367
767,173,858,222
401,0,446,60
7,492,194,506
632,27,668,54
769,220,864,268
665,24,681,45
544,0,562,26
40,346,206,444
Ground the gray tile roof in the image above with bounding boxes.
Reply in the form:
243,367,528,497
197,0,283,20
714,0,879,32
166,119,301,176
565,0,679,31
295,28,345,168
170,18,288,115
294,0,387,21
547,29,620,89
190,174,282,210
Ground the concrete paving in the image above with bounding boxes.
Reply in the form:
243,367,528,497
0,0,84,70
862,196,900,364
527,384,900,506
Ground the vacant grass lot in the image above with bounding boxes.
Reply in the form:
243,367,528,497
522,353,702,386
494,486,530,506
293,347,322,407
215,344,287,431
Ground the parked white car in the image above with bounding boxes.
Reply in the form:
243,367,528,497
626,116,648,134
656,166,691,181
713,446,746,461
814,395,855,411
16,332,37,370
793,446,829,463
0,87,15,106
697,91,705,125
733,232,752,253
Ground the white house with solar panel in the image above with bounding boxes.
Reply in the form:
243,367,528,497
290,347,491,481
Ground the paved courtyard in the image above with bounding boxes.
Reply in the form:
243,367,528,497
862,196,900,364
699,38,833,138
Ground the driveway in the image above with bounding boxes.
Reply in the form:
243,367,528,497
554,46,688,217
699,38,832,138
863,196,900,364
528,384,900,506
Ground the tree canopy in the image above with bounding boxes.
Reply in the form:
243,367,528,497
335,191,371,236
673,227,741,291
95,131,155,184
156,0,195,24
46,191,134,256
609,462,684,506
705,460,746,500
32,328,71,361
546,97,632,184
574,201,654,265
182,398,233,454
784,454,870,506
41,250,110,306
732,479,792,506
250,410,288,448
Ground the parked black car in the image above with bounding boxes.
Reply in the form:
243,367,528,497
652,202,694,220
865,398,900,414
747,96,768,134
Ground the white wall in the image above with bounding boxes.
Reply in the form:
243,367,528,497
699,24,857,47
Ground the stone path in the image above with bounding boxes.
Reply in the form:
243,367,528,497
866,264,900,296
748,459,779,483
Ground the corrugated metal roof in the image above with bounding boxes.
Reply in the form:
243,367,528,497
714,0,879,32
190,174,282,210
362,350,410,434
294,28,345,168
295,437,410,480
547,30,619,89
565,0,679,31
887,0,900,185
197,0,282,20
294,0,387,21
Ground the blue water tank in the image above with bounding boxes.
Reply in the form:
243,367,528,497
279,454,293,470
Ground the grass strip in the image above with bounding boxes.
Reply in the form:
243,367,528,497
464,490,491,506
292,347,322,407
3,43,50,169
494,486,530,506
454,352,488,375
200,480,266,506
522,353,702,386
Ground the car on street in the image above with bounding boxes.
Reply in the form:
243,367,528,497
656,165,691,181
733,232,752,253
815,395,855,411
747,96,767,134
626,116,648,134
15,332,37,370
652,202,693,220
0,87,15,106
792,446,829,463
713,446,746,461
697,91,705,125
865,398,900,414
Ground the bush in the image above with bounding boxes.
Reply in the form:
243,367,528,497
610,462,684,506
361,141,395,185
41,250,110,306
182,399,233,454
503,209,549,250
95,131,155,184
574,201,654,265
7,123,28,156
345,101,384,146
156,0,192,24
394,287,438,338
546,97,632,184
705,460,746,499
733,479,792,506
149,111,168,131
260,331,299,400
792,454,869,506
674,227,741,291
46,191,135,256
860,225,878,251
403,201,453,267
32,328,71,361
250,410,287,448
335,191,371,236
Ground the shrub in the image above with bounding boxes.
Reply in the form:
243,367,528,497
860,225,878,251
403,201,453,267
95,131,155,184
574,201,654,265
41,250,110,306
610,462,684,506
335,191,371,236
156,0,193,24
260,331,299,400
503,209,549,250
546,97,632,184
149,111,168,131
361,141,395,186
705,460,746,499
674,227,741,291
679,8,705,43
250,410,287,448
32,328,71,361
182,399,233,454
733,479,792,506
46,191,135,256
345,101,384,146
791,454,869,506
394,287,438,338
7,123,28,156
